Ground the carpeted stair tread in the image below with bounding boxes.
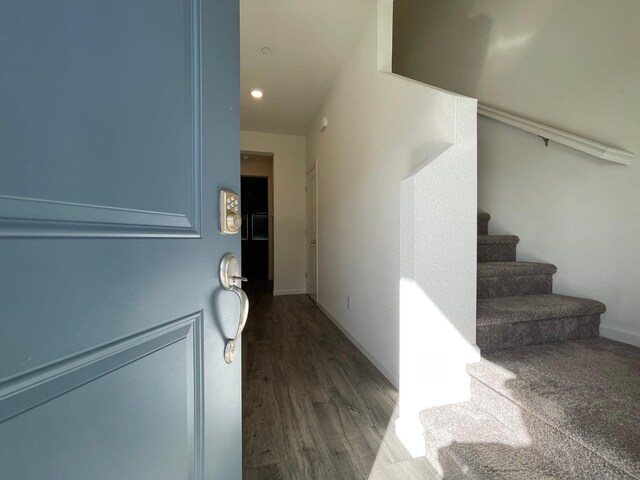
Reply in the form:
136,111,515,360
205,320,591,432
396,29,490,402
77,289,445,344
420,401,571,479
477,294,606,327
467,338,640,478
478,235,519,245
478,262,557,278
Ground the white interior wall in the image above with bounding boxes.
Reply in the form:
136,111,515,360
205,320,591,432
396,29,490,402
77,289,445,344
240,131,306,295
393,0,640,346
307,3,477,454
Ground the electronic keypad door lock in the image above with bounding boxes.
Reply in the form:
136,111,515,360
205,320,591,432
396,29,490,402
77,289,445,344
220,189,241,234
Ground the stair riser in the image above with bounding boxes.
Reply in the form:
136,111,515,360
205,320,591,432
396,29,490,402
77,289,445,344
478,219,489,235
478,244,516,262
477,275,552,298
471,378,630,479
477,314,600,351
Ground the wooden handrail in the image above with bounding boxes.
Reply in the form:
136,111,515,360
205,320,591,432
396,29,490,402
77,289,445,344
478,104,634,165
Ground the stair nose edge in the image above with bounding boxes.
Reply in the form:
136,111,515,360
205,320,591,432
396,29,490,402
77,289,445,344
478,235,520,245
477,295,607,325
593,299,607,315
477,262,558,278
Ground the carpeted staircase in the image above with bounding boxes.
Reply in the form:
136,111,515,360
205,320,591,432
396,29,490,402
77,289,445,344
420,338,640,479
418,214,640,479
476,212,605,351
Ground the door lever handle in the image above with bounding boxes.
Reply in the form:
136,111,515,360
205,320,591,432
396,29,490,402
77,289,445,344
224,285,249,364
220,253,249,364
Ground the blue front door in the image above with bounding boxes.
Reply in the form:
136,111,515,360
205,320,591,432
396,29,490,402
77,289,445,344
0,1,241,478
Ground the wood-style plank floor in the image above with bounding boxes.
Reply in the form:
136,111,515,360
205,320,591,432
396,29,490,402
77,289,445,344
242,283,438,480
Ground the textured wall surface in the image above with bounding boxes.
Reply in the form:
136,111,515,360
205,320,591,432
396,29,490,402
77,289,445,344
307,1,478,427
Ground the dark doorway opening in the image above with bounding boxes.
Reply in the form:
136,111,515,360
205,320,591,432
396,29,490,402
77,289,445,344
241,176,269,281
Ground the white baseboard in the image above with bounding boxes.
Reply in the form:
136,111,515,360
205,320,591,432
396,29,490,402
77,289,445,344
600,323,640,348
273,288,307,296
317,301,399,388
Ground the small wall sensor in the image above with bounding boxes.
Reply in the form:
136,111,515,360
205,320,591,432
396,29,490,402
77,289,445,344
320,115,328,133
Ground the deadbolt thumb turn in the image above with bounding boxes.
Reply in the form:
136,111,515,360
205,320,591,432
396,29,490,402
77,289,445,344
220,253,249,364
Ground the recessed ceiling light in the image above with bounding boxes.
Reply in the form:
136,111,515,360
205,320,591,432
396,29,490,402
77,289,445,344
251,89,263,99
261,47,272,55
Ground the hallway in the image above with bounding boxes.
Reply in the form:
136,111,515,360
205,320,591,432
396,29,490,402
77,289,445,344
242,286,438,480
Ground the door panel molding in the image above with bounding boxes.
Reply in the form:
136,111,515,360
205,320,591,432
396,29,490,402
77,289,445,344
0,194,198,237
0,0,202,238
0,311,204,476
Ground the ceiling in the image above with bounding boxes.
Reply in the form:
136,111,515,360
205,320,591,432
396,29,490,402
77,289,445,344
240,0,374,136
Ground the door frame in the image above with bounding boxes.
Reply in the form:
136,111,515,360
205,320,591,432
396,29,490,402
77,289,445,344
305,161,318,302
240,151,274,282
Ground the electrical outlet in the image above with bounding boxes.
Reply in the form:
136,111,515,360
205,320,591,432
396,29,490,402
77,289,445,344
347,296,351,310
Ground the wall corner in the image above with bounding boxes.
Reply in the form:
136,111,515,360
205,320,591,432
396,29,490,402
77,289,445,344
377,0,394,73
